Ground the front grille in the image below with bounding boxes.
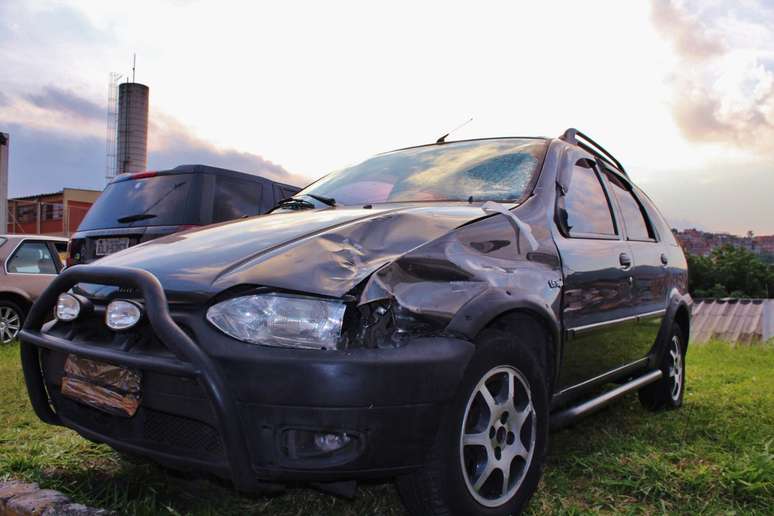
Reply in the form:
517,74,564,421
54,394,224,460
143,409,223,456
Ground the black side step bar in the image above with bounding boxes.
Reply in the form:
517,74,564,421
550,369,663,430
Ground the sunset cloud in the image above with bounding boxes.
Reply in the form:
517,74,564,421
651,0,774,151
1,85,303,196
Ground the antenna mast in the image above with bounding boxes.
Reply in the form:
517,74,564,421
436,117,474,144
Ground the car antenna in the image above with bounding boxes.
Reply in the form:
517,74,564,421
436,117,473,144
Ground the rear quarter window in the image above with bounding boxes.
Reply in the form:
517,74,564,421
637,188,677,245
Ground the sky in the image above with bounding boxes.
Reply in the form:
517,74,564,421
1,0,773,235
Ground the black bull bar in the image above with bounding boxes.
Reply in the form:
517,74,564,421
19,265,261,490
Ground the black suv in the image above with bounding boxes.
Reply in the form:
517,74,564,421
21,129,691,516
68,164,299,265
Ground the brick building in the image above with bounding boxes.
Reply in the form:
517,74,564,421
6,188,101,237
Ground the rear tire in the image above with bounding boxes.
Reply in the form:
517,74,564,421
397,328,549,516
0,300,25,344
639,324,685,410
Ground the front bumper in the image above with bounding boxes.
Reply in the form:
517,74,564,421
20,265,474,489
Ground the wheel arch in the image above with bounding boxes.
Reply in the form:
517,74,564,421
458,301,560,393
673,302,691,352
0,290,33,314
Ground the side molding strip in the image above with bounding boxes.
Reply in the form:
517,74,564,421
568,309,666,336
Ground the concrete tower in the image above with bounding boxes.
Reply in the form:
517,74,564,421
115,82,149,175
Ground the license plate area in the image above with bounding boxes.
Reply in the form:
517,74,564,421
95,237,131,256
61,354,141,417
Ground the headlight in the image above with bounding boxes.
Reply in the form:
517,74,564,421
106,300,143,330
56,293,80,321
206,294,346,350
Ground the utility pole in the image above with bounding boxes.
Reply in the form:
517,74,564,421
0,132,8,234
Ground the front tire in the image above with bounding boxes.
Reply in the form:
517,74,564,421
639,325,686,410
398,328,549,516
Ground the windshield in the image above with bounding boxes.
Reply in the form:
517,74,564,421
297,139,546,206
78,174,196,231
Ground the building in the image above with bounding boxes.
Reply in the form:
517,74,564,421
6,188,101,237
674,228,774,260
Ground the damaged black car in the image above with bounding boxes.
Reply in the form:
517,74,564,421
20,129,691,516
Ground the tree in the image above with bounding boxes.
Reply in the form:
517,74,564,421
686,245,773,299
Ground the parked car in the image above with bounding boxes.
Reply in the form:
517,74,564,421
20,129,691,516
68,164,300,265
0,234,67,343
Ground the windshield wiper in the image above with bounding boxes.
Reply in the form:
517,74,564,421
274,197,316,210
117,213,158,224
304,193,336,207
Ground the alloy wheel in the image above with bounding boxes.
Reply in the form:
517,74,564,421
0,306,21,344
668,335,683,401
459,365,536,507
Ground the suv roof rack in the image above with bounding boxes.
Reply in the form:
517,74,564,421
560,128,627,176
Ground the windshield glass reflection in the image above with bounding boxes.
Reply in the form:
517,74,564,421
299,139,547,206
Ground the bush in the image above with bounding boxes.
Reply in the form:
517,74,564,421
687,245,774,298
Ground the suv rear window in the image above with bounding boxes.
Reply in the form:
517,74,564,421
78,174,197,230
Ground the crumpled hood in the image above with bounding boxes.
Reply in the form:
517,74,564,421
89,203,500,300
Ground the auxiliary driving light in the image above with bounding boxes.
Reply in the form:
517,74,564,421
55,293,81,321
314,432,352,453
105,300,143,330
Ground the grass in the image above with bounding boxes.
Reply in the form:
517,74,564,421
1,341,772,515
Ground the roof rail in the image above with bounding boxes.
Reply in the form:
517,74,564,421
560,128,627,176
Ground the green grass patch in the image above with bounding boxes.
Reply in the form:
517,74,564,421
1,341,772,515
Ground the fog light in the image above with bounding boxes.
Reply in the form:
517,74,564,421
56,293,80,321
314,432,351,453
105,300,142,330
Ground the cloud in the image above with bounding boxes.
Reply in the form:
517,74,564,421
148,114,307,186
650,0,725,60
26,86,104,122
651,0,774,151
1,85,305,198
4,123,105,197
0,88,104,139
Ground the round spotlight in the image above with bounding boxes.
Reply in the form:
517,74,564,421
55,293,81,322
105,300,142,331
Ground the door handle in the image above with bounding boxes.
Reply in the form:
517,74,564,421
660,253,668,266
619,252,632,268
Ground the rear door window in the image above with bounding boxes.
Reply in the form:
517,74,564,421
605,173,654,241
6,241,58,274
558,162,617,237
213,178,262,222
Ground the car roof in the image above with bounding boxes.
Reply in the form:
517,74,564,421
383,136,549,154
0,234,68,242
109,164,299,190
